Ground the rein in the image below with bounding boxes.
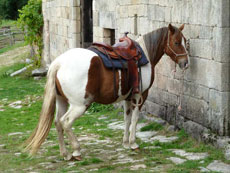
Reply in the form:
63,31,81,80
166,31,189,111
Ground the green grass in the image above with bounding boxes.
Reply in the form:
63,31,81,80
0,42,26,54
0,20,16,28
140,122,164,131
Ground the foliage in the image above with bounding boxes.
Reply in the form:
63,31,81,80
17,0,43,67
0,0,29,20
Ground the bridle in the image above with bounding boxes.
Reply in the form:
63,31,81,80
165,31,189,63
164,30,190,111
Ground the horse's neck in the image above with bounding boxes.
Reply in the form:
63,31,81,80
141,28,168,66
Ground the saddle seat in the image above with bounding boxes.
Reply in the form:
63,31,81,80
92,32,141,61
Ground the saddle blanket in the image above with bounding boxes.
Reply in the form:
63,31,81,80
88,44,149,69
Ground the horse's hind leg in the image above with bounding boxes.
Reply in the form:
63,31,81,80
123,100,132,148
55,95,69,159
129,94,141,149
60,104,86,160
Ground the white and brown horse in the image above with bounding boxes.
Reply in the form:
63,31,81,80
25,24,189,160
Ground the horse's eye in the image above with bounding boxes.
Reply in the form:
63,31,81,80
175,42,180,45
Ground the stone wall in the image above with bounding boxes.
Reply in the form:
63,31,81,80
42,0,81,64
93,0,230,138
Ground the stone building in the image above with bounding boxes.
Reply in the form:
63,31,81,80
42,0,230,143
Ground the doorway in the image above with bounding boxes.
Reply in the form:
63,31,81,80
81,0,93,48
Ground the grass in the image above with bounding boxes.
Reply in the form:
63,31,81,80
140,122,164,131
0,20,16,28
0,42,26,54
0,61,229,172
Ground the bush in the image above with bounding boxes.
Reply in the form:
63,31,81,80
17,0,43,67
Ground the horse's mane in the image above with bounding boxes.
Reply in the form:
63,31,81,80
143,27,168,63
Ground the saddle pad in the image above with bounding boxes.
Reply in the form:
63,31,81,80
88,44,149,69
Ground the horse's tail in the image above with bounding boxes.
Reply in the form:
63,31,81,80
25,62,60,155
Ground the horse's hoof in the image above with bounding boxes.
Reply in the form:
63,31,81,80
71,155,82,161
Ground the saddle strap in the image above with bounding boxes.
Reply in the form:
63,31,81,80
103,48,117,98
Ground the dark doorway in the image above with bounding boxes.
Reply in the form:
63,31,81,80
81,0,93,48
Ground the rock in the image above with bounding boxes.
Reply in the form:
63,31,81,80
171,149,208,160
136,131,157,142
32,68,48,77
150,135,178,143
0,144,6,148
167,125,176,132
9,101,22,109
225,145,230,160
10,67,27,77
25,58,33,64
108,121,124,130
130,164,147,170
167,157,187,164
15,152,21,156
8,132,24,136
206,160,230,173
199,167,211,172
34,76,42,80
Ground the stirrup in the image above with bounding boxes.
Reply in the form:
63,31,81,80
131,94,143,107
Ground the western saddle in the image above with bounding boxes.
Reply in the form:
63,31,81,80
91,32,142,94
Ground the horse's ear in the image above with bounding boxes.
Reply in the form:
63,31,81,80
168,24,175,34
179,24,185,31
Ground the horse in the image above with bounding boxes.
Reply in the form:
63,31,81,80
25,24,189,161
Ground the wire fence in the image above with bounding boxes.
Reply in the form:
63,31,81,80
0,26,24,49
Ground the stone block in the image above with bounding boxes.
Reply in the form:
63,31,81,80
136,4,148,17
144,100,166,118
184,120,206,141
213,27,230,63
183,96,209,127
209,89,230,114
147,5,165,22
93,26,103,37
118,6,129,18
183,81,209,102
130,0,148,4
186,57,229,91
71,7,80,20
70,0,80,7
189,39,213,60
70,20,81,34
93,11,99,26
99,11,116,29
218,0,230,27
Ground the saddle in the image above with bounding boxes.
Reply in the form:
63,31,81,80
92,32,141,61
91,33,142,94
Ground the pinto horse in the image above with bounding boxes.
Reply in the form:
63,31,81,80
25,24,189,160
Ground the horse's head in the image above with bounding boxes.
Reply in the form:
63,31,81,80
164,24,189,70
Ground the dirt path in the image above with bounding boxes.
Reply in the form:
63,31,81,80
0,46,30,66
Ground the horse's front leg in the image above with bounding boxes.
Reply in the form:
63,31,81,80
129,94,141,149
123,100,132,148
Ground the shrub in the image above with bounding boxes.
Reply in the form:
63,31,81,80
17,0,43,67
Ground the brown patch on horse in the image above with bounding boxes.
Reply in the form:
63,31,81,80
85,56,131,104
55,75,68,101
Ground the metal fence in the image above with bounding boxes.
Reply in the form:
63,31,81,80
0,27,24,49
